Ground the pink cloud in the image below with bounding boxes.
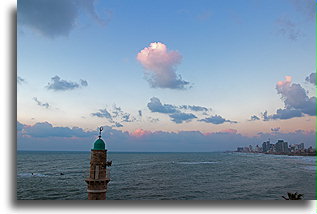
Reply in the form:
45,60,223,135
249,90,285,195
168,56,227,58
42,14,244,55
136,42,190,89
130,128,151,137
277,76,292,87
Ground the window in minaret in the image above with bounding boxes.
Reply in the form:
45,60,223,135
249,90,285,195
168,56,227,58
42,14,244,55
94,165,99,179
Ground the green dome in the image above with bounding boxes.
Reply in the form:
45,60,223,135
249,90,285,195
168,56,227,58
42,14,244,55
93,138,106,150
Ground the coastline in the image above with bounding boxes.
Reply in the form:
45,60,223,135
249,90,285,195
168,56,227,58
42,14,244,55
233,151,316,157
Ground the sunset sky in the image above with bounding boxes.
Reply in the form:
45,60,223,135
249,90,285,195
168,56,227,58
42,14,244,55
17,0,316,151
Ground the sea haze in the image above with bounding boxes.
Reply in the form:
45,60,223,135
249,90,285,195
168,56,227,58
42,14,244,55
17,151,316,200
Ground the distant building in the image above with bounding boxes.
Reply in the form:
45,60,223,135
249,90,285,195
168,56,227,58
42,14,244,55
275,140,288,153
298,143,305,151
262,140,271,153
268,143,275,153
237,147,243,152
243,147,250,152
254,145,261,152
249,145,253,152
308,146,314,153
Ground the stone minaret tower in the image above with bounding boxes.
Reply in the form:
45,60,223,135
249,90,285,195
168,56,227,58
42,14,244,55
85,127,111,200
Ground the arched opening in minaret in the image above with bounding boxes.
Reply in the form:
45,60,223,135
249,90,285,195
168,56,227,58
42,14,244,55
94,165,99,179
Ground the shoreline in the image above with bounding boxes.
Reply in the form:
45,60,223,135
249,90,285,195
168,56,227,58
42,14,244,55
234,151,316,157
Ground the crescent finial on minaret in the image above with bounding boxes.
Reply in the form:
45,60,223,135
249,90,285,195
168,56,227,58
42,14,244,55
98,127,103,139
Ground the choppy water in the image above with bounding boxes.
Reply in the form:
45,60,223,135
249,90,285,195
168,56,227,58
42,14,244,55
17,151,316,200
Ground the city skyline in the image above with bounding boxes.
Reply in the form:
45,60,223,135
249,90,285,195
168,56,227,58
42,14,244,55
17,0,316,151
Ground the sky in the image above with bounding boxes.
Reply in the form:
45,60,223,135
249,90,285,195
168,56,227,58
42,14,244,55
17,0,316,151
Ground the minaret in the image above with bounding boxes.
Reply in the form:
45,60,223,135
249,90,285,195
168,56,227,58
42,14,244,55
85,127,112,200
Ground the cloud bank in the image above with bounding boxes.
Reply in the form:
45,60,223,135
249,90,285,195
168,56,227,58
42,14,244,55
137,42,190,89
46,76,88,91
17,121,316,152
19,121,95,138
18,0,109,38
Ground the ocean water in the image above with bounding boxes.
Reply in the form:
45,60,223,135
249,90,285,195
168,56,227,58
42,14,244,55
17,151,316,200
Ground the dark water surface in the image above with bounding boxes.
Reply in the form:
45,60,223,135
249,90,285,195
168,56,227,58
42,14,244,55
17,151,316,200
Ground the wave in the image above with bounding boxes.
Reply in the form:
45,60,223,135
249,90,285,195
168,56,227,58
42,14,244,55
18,173,48,177
303,165,316,171
176,161,217,165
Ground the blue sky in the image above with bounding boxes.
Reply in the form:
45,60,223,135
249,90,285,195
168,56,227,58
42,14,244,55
17,0,316,151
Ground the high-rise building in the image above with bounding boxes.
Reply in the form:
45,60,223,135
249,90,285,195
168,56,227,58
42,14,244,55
262,140,271,153
275,140,289,153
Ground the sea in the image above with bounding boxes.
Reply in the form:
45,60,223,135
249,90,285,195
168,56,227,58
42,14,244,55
17,151,316,200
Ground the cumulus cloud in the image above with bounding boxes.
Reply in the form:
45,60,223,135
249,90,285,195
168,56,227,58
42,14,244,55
33,97,50,109
263,76,316,120
91,108,113,120
271,127,280,132
263,109,302,120
18,0,109,38
147,97,209,114
249,115,260,121
137,42,190,89
147,97,211,124
276,76,315,115
46,76,88,91
199,115,237,125
17,76,26,84
91,105,136,126
305,73,316,86
169,112,197,124
179,105,209,112
147,97,178,114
